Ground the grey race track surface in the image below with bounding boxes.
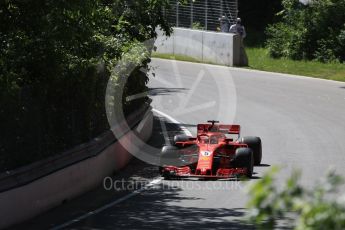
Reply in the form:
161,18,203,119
149,58,345,184
147,59,345,229
15,58,345,229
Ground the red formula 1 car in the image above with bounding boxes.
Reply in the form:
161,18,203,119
159,120,262,180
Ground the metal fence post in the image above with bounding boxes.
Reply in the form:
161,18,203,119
205,0,208,30
176,1,179,27
236,0,239,19
168,0,238,31
220,0,223,17
191,0,194,28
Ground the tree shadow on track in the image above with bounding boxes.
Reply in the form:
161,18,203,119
178,123,197,128
71,184,254,230
148,87,188,96
12,116,264,230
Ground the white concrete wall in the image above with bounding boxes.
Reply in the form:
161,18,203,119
155,28,242,66
173,28,203,60
155,29,174,54
0,111,153,229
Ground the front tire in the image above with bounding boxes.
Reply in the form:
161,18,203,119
232,148,254,178
240,136,262,166
159,146,180,168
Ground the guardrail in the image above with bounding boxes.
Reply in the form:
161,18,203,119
0,105,153,229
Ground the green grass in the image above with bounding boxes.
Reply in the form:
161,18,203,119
152,53,218,65
152,50,345,82
246,47,345,82
152,53,200,63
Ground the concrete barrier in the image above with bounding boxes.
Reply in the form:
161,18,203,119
155,29,174,54
0,107,153,229
173,28,203,60
154,27,242,66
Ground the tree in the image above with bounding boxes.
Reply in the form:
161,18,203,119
237,0,283,47
266,0,345,62
0,0,171,171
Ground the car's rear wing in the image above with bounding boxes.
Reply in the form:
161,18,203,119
221,125,241,135
197,124,241,135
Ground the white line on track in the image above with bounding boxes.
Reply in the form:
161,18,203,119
152,109,193,136
51,109,192,230
51,179,161,230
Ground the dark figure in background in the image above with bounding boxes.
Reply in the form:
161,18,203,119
229,18,248,66
219,15,230,33
229,18,246,38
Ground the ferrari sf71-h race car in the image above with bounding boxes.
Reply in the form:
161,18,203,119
159,121,262,180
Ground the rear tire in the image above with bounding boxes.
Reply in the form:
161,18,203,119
232,148,253,178
240,136,262,166
173,134,191,145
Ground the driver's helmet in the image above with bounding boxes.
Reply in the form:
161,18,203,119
198,136,209,144
210,135,219,144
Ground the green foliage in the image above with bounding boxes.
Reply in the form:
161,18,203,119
0,0,171,171
247,167,345,229
266,0,345,62
192,22,204,30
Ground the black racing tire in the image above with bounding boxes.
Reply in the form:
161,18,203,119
232,148,254,178
160,146,182,179
173,134,191,145
240,136,262,166
212,157,221,176
162,170,174,180
159,146,180,168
